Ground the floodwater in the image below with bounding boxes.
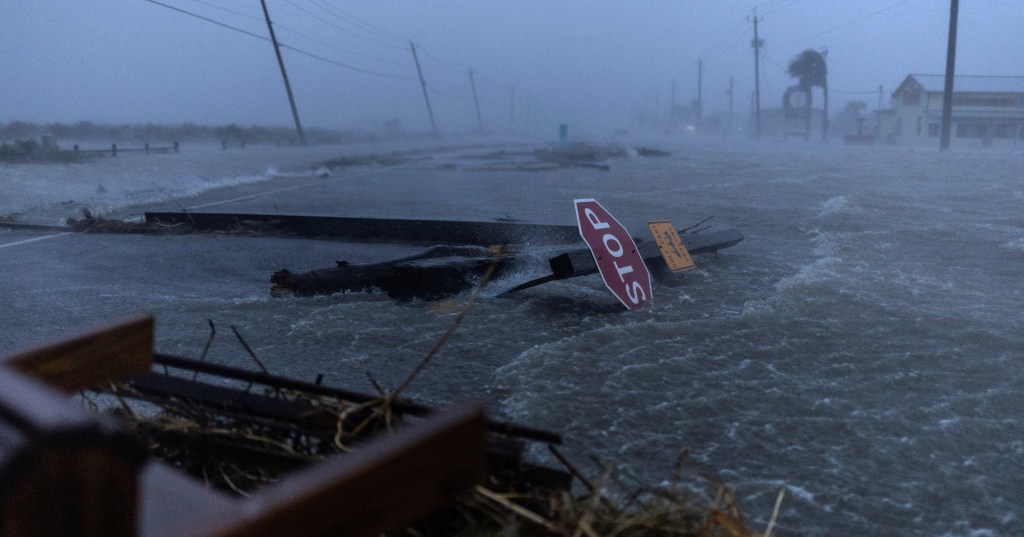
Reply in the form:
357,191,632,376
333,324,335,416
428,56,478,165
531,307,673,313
2,137,1022,536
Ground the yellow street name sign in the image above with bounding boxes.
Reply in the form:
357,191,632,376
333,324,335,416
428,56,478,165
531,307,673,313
647,221,695,272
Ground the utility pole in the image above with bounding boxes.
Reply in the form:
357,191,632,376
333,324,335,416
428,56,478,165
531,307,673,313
669,79,676,133
748,10,764,139
727,75,734,136
509,85,515,135
409,41,439,136
670,79,676,113
468,68,484,133
696,59,703,132
877,85,883,136
939,0,959,151
260,0,305,145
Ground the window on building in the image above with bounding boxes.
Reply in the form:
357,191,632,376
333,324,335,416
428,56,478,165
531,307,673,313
916,116,922,136
928,123,940,137
956,123,988,138
902,91,920,106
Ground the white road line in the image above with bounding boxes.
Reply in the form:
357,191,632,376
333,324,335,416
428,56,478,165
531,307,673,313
0,232,73,250
186,169,382,211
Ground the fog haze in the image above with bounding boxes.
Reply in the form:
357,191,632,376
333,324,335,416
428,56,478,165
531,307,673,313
3,1,1022,137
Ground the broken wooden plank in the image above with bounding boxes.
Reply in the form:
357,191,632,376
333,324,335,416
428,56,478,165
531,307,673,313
145,212,582,245
150,352,564,445
1,314,154,392
125,372,342,431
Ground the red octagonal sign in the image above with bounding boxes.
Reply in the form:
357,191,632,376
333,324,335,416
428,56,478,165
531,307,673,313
574,198,652,309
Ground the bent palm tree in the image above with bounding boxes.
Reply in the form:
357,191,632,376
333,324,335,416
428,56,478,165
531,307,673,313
787,49,829,141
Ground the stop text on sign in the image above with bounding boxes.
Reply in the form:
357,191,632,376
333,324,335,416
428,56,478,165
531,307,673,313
574,198,652,310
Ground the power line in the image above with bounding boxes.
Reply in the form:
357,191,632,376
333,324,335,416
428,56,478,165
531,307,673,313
280,44,416,80
287,0,407,51
309,0,406,44
144,0,417,81
762,53,788,74
185,0,263,22
780,0,917,46
413,43,467,74
144,0,269,41
273,21,409,67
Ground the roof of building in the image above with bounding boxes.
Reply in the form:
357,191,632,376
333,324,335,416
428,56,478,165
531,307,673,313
896,74,1024,95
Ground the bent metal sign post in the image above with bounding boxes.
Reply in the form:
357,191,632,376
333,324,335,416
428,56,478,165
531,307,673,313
574,198,652,310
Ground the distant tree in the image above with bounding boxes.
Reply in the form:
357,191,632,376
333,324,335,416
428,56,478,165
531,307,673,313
788,49,829,141
3,120,34,140
71,121,95,139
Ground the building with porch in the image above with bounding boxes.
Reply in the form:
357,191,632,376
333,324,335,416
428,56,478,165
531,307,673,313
883,74,1024,148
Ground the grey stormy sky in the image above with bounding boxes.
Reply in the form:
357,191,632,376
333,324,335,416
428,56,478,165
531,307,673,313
2,1,1022,137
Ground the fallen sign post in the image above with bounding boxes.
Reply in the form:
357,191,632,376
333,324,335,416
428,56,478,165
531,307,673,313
574,198,652,310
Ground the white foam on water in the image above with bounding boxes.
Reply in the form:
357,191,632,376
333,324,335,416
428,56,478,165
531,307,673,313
774,255,842,292
1000,236,1024,253
815,195,850,218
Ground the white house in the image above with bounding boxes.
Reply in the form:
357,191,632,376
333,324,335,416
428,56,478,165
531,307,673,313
883,74,1024,148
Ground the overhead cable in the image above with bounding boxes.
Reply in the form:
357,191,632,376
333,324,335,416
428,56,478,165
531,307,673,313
281,45,417,80
286,0,406,50
144,0,269,41
307,0,407,44
186,0,263,22
144,0,417,80
780,0,917,46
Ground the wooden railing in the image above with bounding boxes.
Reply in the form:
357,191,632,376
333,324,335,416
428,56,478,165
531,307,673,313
0,316,487,537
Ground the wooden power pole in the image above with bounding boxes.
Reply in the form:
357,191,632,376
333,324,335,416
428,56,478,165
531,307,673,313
509,85,516,135
727,75,734,136
697,59,703,132
939,0,959,151
468,68,484,132
260,0,305,145
409,41,439,136
749,10,764,139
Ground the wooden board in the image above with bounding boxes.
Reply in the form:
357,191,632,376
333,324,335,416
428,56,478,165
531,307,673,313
1,315,154,392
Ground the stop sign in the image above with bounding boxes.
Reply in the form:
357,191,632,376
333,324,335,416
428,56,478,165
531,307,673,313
574,198,652,309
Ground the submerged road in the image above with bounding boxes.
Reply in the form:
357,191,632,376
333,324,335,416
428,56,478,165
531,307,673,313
0,144,606,354
7,140,1022,536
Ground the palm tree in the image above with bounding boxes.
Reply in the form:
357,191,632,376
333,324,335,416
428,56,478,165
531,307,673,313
787,49,829,141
